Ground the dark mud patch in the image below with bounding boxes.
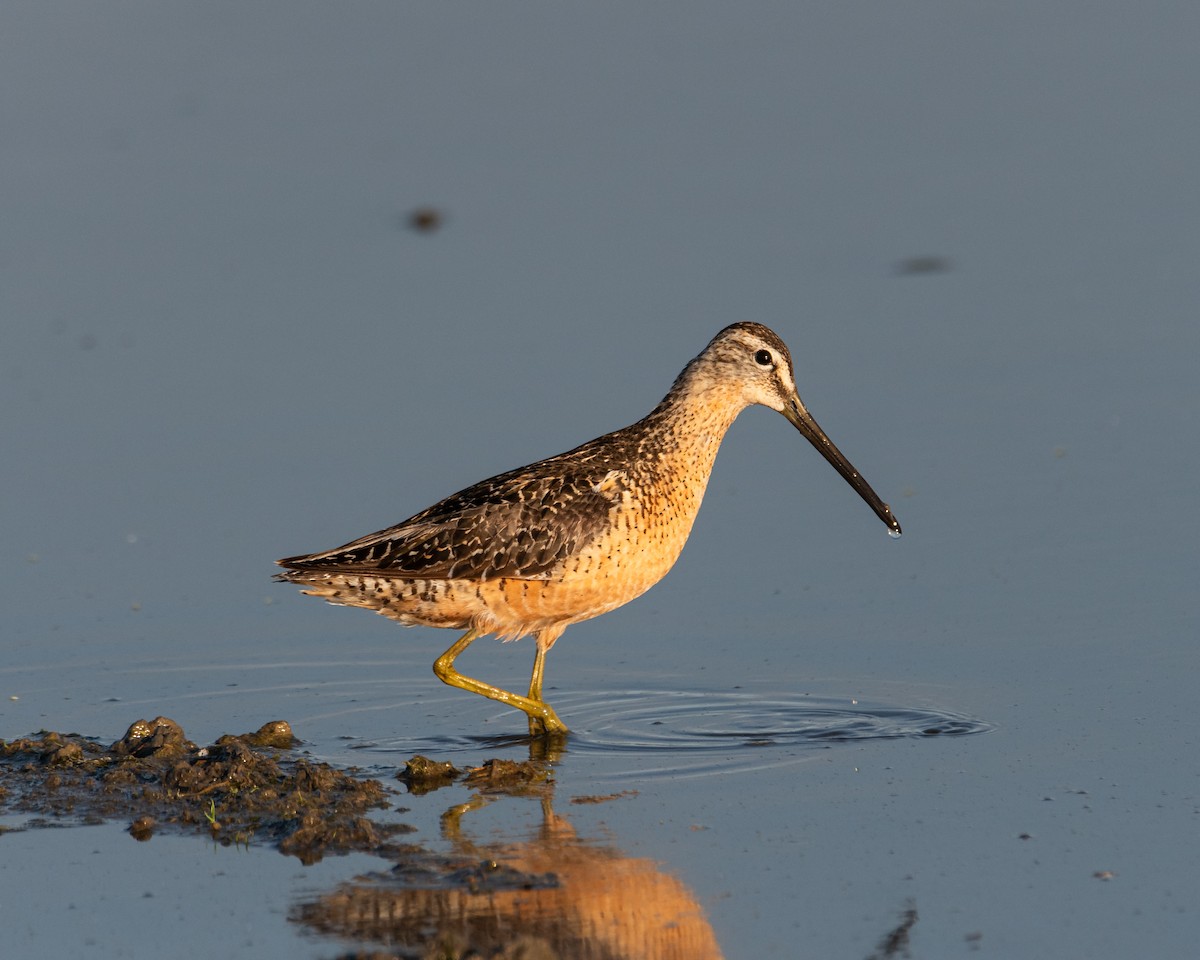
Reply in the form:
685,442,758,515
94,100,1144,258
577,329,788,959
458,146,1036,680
0,716,416,863
462,757,553,796
396,754,462,795
867,902,919,959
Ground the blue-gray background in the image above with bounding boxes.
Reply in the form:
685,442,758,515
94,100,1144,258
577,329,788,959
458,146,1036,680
2,4,1197,957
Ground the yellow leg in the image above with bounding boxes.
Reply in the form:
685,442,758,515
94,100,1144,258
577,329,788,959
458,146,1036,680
527,641,550,738
433,628,568,736
528,642,547,701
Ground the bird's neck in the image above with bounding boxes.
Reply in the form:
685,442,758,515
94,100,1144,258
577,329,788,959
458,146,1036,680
636,361,749,476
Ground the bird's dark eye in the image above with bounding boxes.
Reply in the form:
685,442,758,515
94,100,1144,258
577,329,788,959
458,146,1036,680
755,349,773,366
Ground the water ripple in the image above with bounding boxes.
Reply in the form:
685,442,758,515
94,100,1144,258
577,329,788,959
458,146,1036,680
561,689,991,752
360,688,992,779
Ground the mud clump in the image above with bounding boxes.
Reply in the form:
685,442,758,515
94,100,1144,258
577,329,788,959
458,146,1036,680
396,754,461,795
0,717,413,863
109,715,193,758
464,758,553,797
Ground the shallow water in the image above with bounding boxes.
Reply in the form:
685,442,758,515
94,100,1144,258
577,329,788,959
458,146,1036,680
359,688,993,780
4,2,1200,957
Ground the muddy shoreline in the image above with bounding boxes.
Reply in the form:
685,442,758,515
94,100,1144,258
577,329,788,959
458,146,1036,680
0,716,550,865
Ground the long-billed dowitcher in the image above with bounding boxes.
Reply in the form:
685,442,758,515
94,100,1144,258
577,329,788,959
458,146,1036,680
276,323,900,737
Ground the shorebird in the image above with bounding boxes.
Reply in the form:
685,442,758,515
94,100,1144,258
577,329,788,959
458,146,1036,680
276,323,900,737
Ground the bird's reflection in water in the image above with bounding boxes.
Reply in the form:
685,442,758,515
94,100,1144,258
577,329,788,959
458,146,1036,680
293,780,725,959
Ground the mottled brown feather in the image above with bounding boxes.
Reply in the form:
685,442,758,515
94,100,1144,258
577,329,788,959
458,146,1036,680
277,457,627,582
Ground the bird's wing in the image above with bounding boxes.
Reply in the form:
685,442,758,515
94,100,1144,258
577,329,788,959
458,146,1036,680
277,462,627,581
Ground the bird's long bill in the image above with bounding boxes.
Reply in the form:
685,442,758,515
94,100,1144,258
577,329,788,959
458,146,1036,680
784,397,902,537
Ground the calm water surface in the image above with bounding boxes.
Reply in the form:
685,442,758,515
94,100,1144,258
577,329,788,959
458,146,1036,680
3,3,1198,957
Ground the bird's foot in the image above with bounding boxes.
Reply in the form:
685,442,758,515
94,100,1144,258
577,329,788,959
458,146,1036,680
527,704,569,738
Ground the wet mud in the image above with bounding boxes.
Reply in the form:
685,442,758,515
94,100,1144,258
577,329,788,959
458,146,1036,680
0,716,415,864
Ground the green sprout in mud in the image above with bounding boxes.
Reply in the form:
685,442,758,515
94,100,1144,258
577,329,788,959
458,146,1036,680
204,798,218,827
